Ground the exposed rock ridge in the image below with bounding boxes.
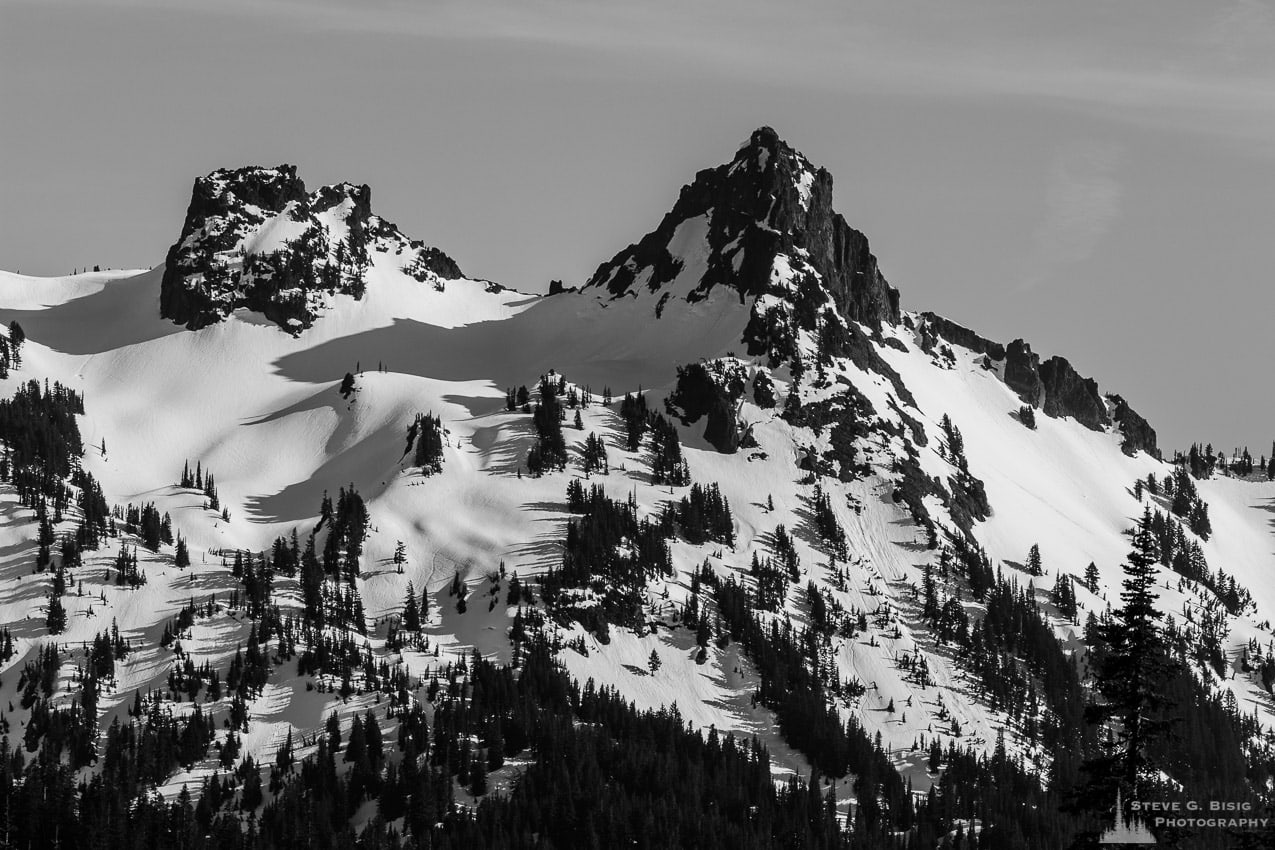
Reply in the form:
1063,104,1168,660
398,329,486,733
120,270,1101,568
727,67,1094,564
160,165,462,333
923,313,1158,454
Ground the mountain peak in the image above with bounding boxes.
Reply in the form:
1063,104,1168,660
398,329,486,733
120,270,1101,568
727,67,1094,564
730,125,808,177
159,165,461,334
583,127,900,343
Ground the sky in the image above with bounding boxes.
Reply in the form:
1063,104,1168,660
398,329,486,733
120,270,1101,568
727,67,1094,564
1,0,1273,456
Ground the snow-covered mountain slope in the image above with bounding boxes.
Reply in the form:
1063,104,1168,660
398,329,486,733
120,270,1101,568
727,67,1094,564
0,129,1272,841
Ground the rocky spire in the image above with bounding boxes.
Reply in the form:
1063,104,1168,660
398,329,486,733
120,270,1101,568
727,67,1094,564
584,126,901,332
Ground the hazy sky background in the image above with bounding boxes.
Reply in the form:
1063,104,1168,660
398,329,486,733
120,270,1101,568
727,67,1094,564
2,0,1273,455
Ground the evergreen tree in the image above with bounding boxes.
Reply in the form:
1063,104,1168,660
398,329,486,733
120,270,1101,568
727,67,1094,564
8,320,25,363
46,592,66,634
1086,508,1174,789
339,372,356,398
1084,561,1100,594
403,583,421,631
1026,543,1042,576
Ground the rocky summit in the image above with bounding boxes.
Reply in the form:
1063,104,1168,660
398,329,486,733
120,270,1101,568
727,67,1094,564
159,165,462,333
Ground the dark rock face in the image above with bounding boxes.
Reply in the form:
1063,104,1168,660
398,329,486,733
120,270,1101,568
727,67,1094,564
918,316,1158,448
918,312,1005,360
1038,356,1109,431
665,361,748,453
1004,339,1045,406
1108,394,1159,457
584,127,900,332
160,165,462,333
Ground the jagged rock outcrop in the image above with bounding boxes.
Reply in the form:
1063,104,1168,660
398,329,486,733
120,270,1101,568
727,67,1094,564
1004,339,1045,406
585,127,900,333
160,165,462,333
1038,356,1109,431
1002,340,1115,432
1108,394,1159,457
919,319,1160,453
918,312,1006,360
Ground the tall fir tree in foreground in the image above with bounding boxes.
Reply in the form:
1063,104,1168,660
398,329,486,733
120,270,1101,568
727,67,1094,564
1082,508,1175,805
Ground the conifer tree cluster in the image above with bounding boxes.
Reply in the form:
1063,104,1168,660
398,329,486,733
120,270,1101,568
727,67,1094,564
0,320,25,378
580,431,608,475
1225,445,1259,477
1018,404,1037,429
1139,505,1250,614
810,484,848,559
504,383,532,411
545,483,672,630
272,486,374,631
919,541,1087,759
112,542,145,587
770,523,801,582
749,550,790,612
526,375,568,475
1178,442,1220,478
708,566,1092,847
0,378,85,502
1163,467,1212,539
619,390,648,452
1051,572,1078,621
121,501,173,552
407,412,445,474
662,482,735,546
179,459,221,510
0,635,895,850
939,413,967,471
648,412,690,485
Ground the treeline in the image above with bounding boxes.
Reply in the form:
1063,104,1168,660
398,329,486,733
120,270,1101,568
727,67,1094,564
0,637,864,849
1174,441,1275,480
